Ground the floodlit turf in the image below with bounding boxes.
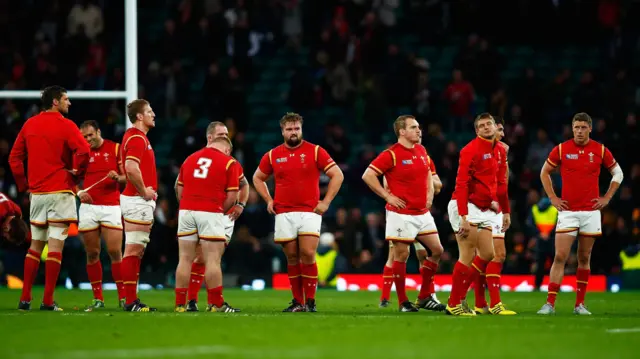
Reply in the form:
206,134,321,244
1,288,639,359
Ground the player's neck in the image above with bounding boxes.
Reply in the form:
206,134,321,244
44,108,60,114
573,137,590,147
95,138,104,149
397,138,415,148
133,122,149,134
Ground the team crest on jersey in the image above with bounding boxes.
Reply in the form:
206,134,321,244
300,153,306,163
276,157,288,163
420,156,427,165
566,154,578,160
588,152,594,163
482,153,492,160
401,159,413,165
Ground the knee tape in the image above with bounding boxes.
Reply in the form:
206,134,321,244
30,225,48,241
48,226,69,241
125,231,150,247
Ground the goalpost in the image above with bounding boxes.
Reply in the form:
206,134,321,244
0,0,138,129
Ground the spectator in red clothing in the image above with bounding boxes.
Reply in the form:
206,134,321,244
443,69,475,134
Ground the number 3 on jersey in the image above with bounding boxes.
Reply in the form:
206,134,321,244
193,158,212,179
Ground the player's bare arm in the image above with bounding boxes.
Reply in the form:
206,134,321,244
174,176,183,202
314,165,344,215
432,175,442,194
252,169,275,214
427,169,434,210
593,163,624,210
223,190,239,214
362,168,406,209
540,161,568,211
228,177,249,221
125,159,155,201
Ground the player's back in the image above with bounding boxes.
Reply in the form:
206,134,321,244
17,112,87,193
179,147,238,213
86,139,121,205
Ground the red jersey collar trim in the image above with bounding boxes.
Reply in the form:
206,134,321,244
572,138,590,147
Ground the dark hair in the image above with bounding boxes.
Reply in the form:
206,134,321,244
80,120,100,131
572,112,592,127
393,115,416,137
279,112,303,128
126,99,150,124
8,217,28,245
41,86,67,109
474,112,495,129
493,115,505,126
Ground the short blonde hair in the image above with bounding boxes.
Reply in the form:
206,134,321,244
393,115,415,137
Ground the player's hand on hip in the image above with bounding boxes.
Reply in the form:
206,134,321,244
78,190,93,204
591,197,610,210
502,213,511,232
266,200,276,215
490,201,500,213
313,200,330,215
458,218,471,238
228,205,244,221
143,187,156,201
385,194,406,209
550,196,569,211
107,170,119,180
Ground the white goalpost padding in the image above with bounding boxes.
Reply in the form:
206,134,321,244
0,0,138,129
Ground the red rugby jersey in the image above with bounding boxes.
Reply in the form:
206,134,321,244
369,143,431,215
8,111,89,194
0,192,22,224
452,136,509,216
177,147,243,213
84,139,121,205
120,128,157,197
546,139,617,211
258,141,336,214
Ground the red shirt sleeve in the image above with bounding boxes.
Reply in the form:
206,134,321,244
10,200,22,217
368,150,395,175
8,129,28,192
258,151,273,176
496,148,510,214
68,121,90,175
602,145,617,169
124,136,146,164
315,146,337,172
455,146,474,216
429,156,437,175
546,145,561,168
226,160,241,191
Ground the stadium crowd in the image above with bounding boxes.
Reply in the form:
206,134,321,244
1,0,639,288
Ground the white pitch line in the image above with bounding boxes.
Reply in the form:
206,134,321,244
606,328,640,334
15,345,321,359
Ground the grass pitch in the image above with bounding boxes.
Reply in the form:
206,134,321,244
0,288,638,359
